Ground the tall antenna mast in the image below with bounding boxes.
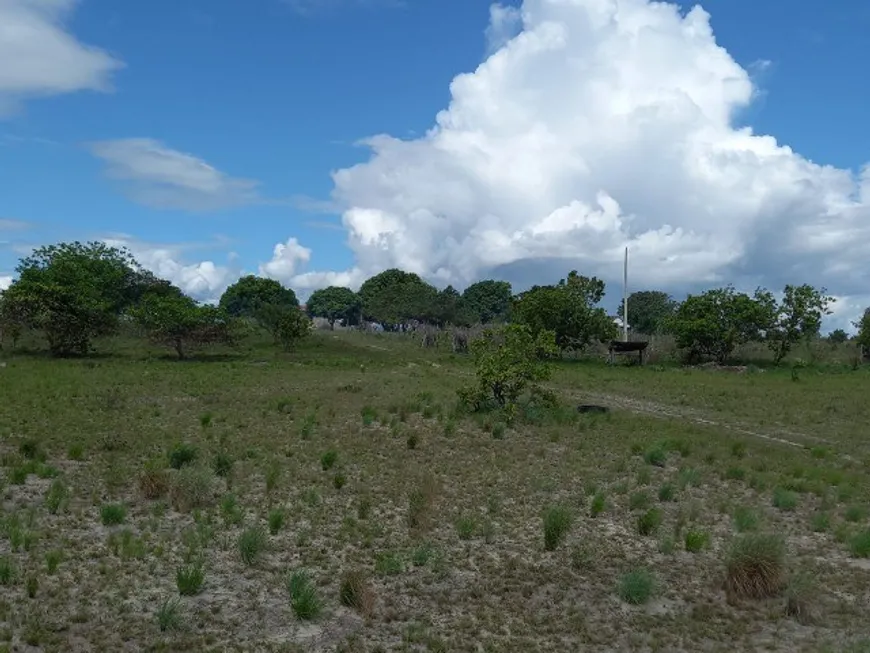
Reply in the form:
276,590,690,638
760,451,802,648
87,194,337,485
623,246,629,342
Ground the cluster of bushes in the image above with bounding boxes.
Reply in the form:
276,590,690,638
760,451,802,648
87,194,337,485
0,242,310,358
1,240,865,364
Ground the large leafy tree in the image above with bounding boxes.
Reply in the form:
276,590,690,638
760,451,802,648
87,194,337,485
419,285,475,327
512,271,616,353
462,280,512,324
855,307,870,360
219,275,298,318
3,241,144,356
757,284,833,363
667,286,771,363
358,268,437,328
256,303,311,350
616,290,678,335
130,289,239,359
306,286,361,329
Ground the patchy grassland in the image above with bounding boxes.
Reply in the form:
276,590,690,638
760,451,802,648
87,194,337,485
1,332,870,652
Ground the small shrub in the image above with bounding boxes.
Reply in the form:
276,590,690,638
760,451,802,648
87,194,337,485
845,505,867,523
412,542,435,566
288,570,322,620
19,440,46,462
849,530,870,558
637,508,663,536
456,516,476,541
678,467,701,488
357,497,372,520
636,467,651,486
139,462,169,500
44,551,62,575
339,569,375,616
374,551,403,576
543,505,572,551
590,492,606,517
170,466,215,513
658,536,676,555
0,557,15,585
268,508,285,535
100,503,127,526
618,568,655,605
725,466,746,481
157,597,182,632
406,433,419,449
44,479,69,514
67,443,85,461
265,461,281,493
407,475,438,533
725,534,786,599
685,529,710,553
810,511,831,533
644,446,667,467
213,451,234,477
320,450,338,471
733,506,759,533
26,575,38,599
360,406,378,426
238,526,268,565
657,483,675,502
629,491,650,511
168,443,198,470
220,494,244,526
772,488,798,512
491,422,506,440
731,441,747,459
785,573,817,625
176,560,205,596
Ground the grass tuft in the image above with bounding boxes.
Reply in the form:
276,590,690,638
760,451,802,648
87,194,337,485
288,570,322,620
100,503,127,526
176,560,205,596
168,443,198,470
339,569,376,617
238,526,268,566
618,568,655,605
542,505,573,551
725,534,786,599
637,508,663,536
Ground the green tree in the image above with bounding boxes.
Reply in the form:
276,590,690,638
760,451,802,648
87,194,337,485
306,286,361,329
667,286,771,364
513,271,616,353
759,284,833,363
457,323,559,419
256,303,311,350
3,241,143,356
462,280,512,324
420,286,475,327
358,269,437,328
855,308,870,360
129,290,239,359
616,290,678,335
827,328,848,345
219,276,298,318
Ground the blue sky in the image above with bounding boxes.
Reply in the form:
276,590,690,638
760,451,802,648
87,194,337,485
1,0,869,328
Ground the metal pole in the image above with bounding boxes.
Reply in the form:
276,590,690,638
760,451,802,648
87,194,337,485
623,247,628,342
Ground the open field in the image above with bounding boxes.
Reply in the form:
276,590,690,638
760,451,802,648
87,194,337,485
2,332,870,652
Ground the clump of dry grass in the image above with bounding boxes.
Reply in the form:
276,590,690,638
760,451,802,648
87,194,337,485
784,573,818,625
339,569,376,617
407,473,439,534
138,460,169,500
725,534,786,600
170,466,215,513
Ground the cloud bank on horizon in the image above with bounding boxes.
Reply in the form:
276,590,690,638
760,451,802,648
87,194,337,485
2,0,870,330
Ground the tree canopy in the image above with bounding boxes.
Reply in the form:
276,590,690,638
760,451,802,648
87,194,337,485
462,280,512,324
617,290,677,335
306,286,361,329
2,241,144,355
358,268,437,328
512,271,616,353
219,275,298,318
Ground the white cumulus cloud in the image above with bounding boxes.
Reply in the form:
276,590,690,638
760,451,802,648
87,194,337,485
289,0,870,328
0,275,11,291
90,138,263,212
0,0,122,116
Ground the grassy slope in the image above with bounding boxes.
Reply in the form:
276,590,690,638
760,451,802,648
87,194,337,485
0,331,869,652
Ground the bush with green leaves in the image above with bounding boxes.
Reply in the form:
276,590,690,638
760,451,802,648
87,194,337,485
457,323,558,419
543,505,573,550
618,568,655,605
256,304,311,351
288,570,322,620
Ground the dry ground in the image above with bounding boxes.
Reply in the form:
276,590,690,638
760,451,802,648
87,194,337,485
1,332,869,652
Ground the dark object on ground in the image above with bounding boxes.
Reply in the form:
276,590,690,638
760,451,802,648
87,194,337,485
577,405,610,414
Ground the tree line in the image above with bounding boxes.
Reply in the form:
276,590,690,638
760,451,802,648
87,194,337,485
0,241,866,363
